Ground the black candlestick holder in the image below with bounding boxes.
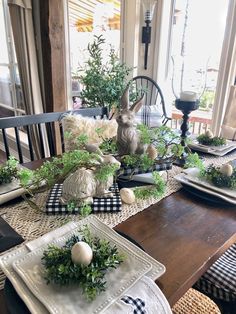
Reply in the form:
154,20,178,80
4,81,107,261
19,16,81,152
175,99,199,166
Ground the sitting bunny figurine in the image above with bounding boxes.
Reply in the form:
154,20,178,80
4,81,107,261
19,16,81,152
116,86,146,155
60,155,120,206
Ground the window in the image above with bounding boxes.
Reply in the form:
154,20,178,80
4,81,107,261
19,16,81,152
0,0,24,118
67,0,121,109
158,0,228,134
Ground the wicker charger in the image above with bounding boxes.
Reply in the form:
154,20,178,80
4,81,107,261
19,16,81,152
172,288,221,314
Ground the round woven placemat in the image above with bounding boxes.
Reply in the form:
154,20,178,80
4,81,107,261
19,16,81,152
172,288,221,314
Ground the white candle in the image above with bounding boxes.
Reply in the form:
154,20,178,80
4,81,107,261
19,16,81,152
180,91,198,102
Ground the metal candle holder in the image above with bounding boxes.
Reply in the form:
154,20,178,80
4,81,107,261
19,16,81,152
175,99,199,165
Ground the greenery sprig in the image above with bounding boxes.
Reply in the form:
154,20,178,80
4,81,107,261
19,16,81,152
184,153,205,171
42,226,124,301
201,164,236,188
197,134,226,146
121,154,154,172
79,35,132,109
134,171,165,199
0,156,19,185
137,125,184,159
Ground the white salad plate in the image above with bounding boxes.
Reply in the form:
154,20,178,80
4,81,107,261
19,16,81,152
185,173,236,199
175,173,236,205
189,139,236,156
0,216,165,314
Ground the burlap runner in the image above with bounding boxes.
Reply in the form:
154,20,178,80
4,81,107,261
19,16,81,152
0,151,236,289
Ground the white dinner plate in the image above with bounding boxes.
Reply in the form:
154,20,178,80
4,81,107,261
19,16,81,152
185,173,236,199
175,173,236,205
1,216,165,314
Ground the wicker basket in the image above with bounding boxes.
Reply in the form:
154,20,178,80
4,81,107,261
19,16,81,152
172,288,221,314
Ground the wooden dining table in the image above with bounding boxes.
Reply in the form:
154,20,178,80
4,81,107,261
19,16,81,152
0,159,236,313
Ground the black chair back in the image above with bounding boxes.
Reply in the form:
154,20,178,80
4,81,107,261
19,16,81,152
0,107,108,163
130,76,171,126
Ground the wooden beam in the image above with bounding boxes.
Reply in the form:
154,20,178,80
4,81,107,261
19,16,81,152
39,0,67,113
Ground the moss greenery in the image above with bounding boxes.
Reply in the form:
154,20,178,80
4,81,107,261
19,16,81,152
134,171,165,200
42,226,124,301
197,134,226,146
201,164,236,189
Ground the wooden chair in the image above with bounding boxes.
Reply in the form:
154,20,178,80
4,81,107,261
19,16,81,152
0,107,108,163
194,242,236,312
172,288,220,314
129,76,171,126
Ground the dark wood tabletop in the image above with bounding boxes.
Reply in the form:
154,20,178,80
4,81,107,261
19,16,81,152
0,159,236,313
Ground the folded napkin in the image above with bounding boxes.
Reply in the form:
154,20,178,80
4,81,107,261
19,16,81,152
0,180,25,205
221,125,236,141
105,275,172,314
0,217,24,253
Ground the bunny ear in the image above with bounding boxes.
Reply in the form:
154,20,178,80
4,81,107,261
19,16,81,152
130,94,145,113
120,85,129,110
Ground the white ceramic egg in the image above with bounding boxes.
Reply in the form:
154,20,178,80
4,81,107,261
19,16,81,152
219,164,233,177
120,188,136,205
71,241,93,266
205,129,214,139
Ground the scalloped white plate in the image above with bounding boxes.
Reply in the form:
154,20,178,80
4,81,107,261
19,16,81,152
175,173,236,204
5,216,165,314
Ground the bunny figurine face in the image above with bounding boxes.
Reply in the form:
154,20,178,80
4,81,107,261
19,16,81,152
116,109,135,127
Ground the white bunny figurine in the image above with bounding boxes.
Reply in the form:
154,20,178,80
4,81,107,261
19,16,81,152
116,86,146,156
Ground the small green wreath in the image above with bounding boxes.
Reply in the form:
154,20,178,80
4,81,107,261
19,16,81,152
201,164,236,188
41,226,124,301
197,134,226,146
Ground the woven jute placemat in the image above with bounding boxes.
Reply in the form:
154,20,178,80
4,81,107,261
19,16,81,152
0,151,236,290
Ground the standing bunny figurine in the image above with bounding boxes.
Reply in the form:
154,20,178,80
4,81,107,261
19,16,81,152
116,86,146,155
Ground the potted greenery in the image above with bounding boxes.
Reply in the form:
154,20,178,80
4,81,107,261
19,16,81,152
79,35,132,110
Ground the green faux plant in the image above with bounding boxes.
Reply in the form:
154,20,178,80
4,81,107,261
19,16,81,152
136,125,184,160
134,171,166,200
18,150,119,212
79,35,132,109
42,226,124,301
0,156,19,184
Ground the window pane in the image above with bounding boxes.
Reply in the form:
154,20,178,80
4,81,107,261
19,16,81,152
68,0,121,109
0,65,12,107
168,0,228,134
0,1,9,63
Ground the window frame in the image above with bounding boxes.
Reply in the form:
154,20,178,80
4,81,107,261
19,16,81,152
0,0,25,116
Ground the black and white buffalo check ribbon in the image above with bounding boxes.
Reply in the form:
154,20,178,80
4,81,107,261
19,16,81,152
117,161,172,176
121,295,146,314
45,183,121,214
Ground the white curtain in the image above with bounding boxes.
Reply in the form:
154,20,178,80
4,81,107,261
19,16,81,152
220,85,236,139
8,0,49,157
211,0,236,136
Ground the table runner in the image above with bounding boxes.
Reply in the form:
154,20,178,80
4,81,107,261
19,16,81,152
0,152,236,289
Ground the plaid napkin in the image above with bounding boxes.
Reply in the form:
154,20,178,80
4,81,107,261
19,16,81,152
45,183,122,214
118,161,172,176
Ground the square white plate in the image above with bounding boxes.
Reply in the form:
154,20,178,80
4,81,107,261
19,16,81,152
9,216,165,314
175,173,236,204
189,138,236,156
185,173,236,199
